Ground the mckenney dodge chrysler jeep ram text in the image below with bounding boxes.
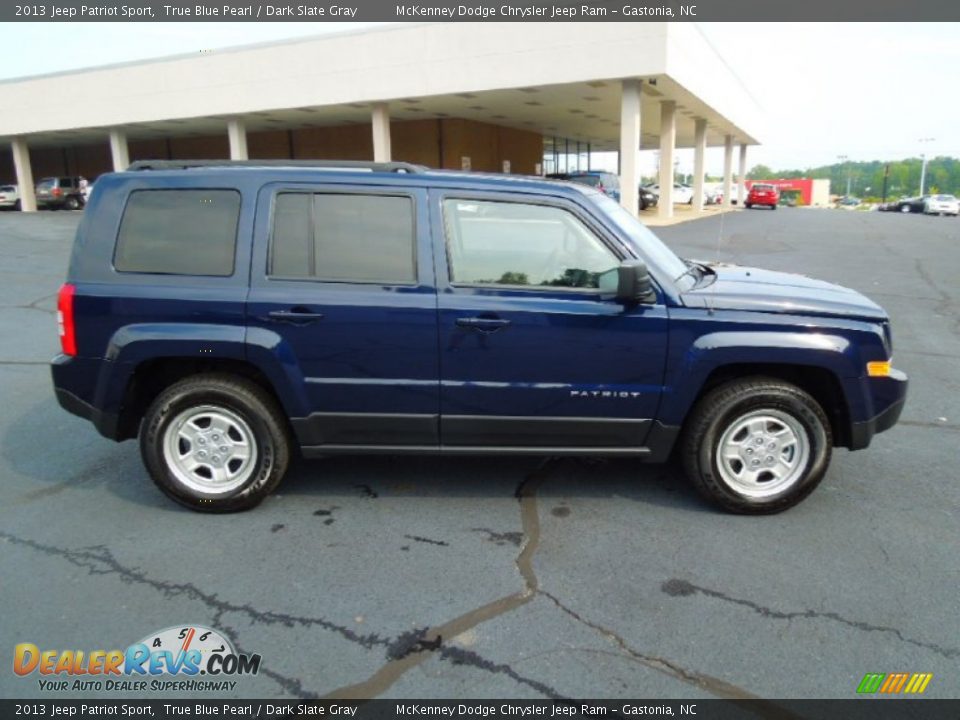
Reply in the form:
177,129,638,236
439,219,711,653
51,160,907,513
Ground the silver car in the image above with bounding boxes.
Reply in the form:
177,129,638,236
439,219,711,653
0,184,19,210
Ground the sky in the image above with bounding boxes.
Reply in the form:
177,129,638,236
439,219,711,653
1,22,957,175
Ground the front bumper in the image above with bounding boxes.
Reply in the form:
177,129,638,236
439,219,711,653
848,368,908,450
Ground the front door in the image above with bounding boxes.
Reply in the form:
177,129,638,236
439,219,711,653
247,182,439,450
432,193,669,451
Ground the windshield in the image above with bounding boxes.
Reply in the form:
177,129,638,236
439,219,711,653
590,193,691,286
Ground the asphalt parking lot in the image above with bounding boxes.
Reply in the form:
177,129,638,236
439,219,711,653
1,206,958,701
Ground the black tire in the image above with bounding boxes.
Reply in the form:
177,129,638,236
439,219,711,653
140,373,291,512
745,203,752,209
65,196,80,210
680,377,832,514
771,204,778,210
13,200,21,211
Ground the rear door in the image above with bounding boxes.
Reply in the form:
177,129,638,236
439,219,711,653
431,191,669,452
247,182,439,451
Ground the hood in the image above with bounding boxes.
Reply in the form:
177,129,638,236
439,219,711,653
682,264,888,322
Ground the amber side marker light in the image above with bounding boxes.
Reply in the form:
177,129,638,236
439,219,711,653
867,360,891,377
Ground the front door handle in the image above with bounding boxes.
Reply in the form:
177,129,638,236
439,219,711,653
265,308,325,325
455,317,511,333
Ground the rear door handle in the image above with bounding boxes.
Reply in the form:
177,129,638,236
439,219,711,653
455,317,511,332
265,308,325,325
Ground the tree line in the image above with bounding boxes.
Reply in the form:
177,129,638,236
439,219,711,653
744,156,959,200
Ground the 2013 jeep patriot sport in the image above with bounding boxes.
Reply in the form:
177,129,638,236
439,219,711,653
51,160,908,514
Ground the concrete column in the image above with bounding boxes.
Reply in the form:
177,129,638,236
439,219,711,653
11,138,36,212
722,134,734,209
109,129,130,171
371,103,392,162
737,143,749,206
618,79,641,216
227,119,248,161
658,101,676,219
692,118,707,212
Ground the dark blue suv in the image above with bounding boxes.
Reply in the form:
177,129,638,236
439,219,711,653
52,160,907,514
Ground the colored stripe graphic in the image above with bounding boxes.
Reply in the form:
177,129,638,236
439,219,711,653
857,673,885,693
857,672,933,694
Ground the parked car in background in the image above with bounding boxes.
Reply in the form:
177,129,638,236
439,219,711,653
923,194,959,216
81,179,95,205
745,183,779,210
0,184,19,210
705,187,724,205
638,185,658,211
887,196,927,214
644,183,702,205
837,196,862,208
35,177,86,210
566,171,621,202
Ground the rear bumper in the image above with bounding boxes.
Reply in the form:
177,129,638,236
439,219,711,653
51,354,124,440
54,387,122,440
848,369,908,450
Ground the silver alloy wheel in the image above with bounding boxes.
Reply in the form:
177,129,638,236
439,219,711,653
162,405,258,494
715,409,810,499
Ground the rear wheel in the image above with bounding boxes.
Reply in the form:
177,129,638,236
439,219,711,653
140,374,290,512
900,204,911,213
65,196,81,210
681,377,832,514
13,200,20,211
745,203,752,209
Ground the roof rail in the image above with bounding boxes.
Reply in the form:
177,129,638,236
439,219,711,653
126,159,427,173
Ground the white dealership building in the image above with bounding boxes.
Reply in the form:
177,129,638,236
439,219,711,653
0,22,762,216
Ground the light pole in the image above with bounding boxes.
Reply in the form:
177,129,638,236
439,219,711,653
837,155,852,197
918,137,935,196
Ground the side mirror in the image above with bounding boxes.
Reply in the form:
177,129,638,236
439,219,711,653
616,260,657,304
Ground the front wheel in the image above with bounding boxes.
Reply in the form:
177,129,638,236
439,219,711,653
140,374,291,512
681,377,832,514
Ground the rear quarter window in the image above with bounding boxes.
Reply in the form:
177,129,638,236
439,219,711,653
113,189,240,276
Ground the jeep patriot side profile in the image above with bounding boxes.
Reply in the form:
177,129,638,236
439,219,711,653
51,160,908,514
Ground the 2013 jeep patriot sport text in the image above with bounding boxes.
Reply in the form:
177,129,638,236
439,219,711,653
51,160,908,514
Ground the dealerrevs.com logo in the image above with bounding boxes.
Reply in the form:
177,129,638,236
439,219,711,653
14,625,261,693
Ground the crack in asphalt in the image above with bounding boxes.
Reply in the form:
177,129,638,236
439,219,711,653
0,530,564,700
320,459,552,699
661,578,959,659
0,532,392,651
470,527,524,547
436,646,564,699
538,589,759,702
914,258,960,338
899,420,960,433
403,534,449,547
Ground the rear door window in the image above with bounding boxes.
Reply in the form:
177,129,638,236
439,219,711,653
269,192,416,284
114,189,240,276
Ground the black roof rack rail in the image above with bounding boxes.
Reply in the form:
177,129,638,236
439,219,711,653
126,159,427,174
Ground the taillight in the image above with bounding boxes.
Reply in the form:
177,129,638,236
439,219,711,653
52,187,62,198
57,283,77,356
